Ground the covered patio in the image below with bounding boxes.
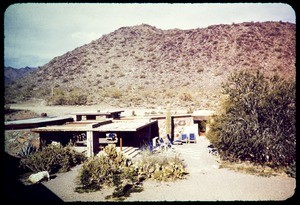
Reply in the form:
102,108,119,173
31,119,159,157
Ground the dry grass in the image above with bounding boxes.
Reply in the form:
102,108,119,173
219,160,288,177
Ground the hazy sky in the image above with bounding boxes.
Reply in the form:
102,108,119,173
4,3,295,68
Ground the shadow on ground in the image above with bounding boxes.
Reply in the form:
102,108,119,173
3,152,63,203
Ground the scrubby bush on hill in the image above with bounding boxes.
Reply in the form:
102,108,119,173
47,88,87,105
20,143,86,174
67,88,88,105
207,70,295,177
48,88,66,105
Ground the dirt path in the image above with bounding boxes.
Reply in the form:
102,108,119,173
42,136,295,201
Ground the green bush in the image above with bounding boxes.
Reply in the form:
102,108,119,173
20,143,86,174
207,70,295,175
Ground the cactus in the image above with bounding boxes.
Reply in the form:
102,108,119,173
135,150,187,182
17,142,36,158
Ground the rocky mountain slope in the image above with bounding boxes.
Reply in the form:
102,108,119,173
5,21,296,110
4,66,37,84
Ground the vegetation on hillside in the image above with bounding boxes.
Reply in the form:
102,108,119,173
47,87,88,105
207,70,295,177
4,22,295,109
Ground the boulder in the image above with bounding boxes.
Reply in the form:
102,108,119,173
28,171,50,184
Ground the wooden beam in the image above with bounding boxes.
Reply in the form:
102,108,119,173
120,137,123,151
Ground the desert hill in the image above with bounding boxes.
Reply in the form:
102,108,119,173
4,66,37,85
5,21,296,110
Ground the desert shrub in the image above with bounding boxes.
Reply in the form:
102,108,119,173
179,92,193,102
76,145,140,197
48,88,66,105
109,87,122,99
20,143,86,174
135,149,187,181
47,88,87,105
67,89,88,105
207,70,295,175
112,63,119,69
187,107,194,114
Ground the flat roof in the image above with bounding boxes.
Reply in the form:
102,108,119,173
32,124,88,132
147,114,192,120
93,120,156,132
31,119,156,132
31,120,111,132
5,116,73,126
71,110,124,115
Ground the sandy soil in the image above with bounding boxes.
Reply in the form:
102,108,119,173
41,136,296,202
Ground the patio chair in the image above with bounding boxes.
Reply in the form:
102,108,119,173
106,133,116,141
189,133,197,143
181,134,188,143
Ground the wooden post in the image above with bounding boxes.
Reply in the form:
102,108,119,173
86,131,98,157
171,116,175,141
86,131,93,157
166,106,171,137
120,137,123,151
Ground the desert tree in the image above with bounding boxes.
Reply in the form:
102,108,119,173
207,70,295,173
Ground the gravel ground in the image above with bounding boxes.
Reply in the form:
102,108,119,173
42,136,295,202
